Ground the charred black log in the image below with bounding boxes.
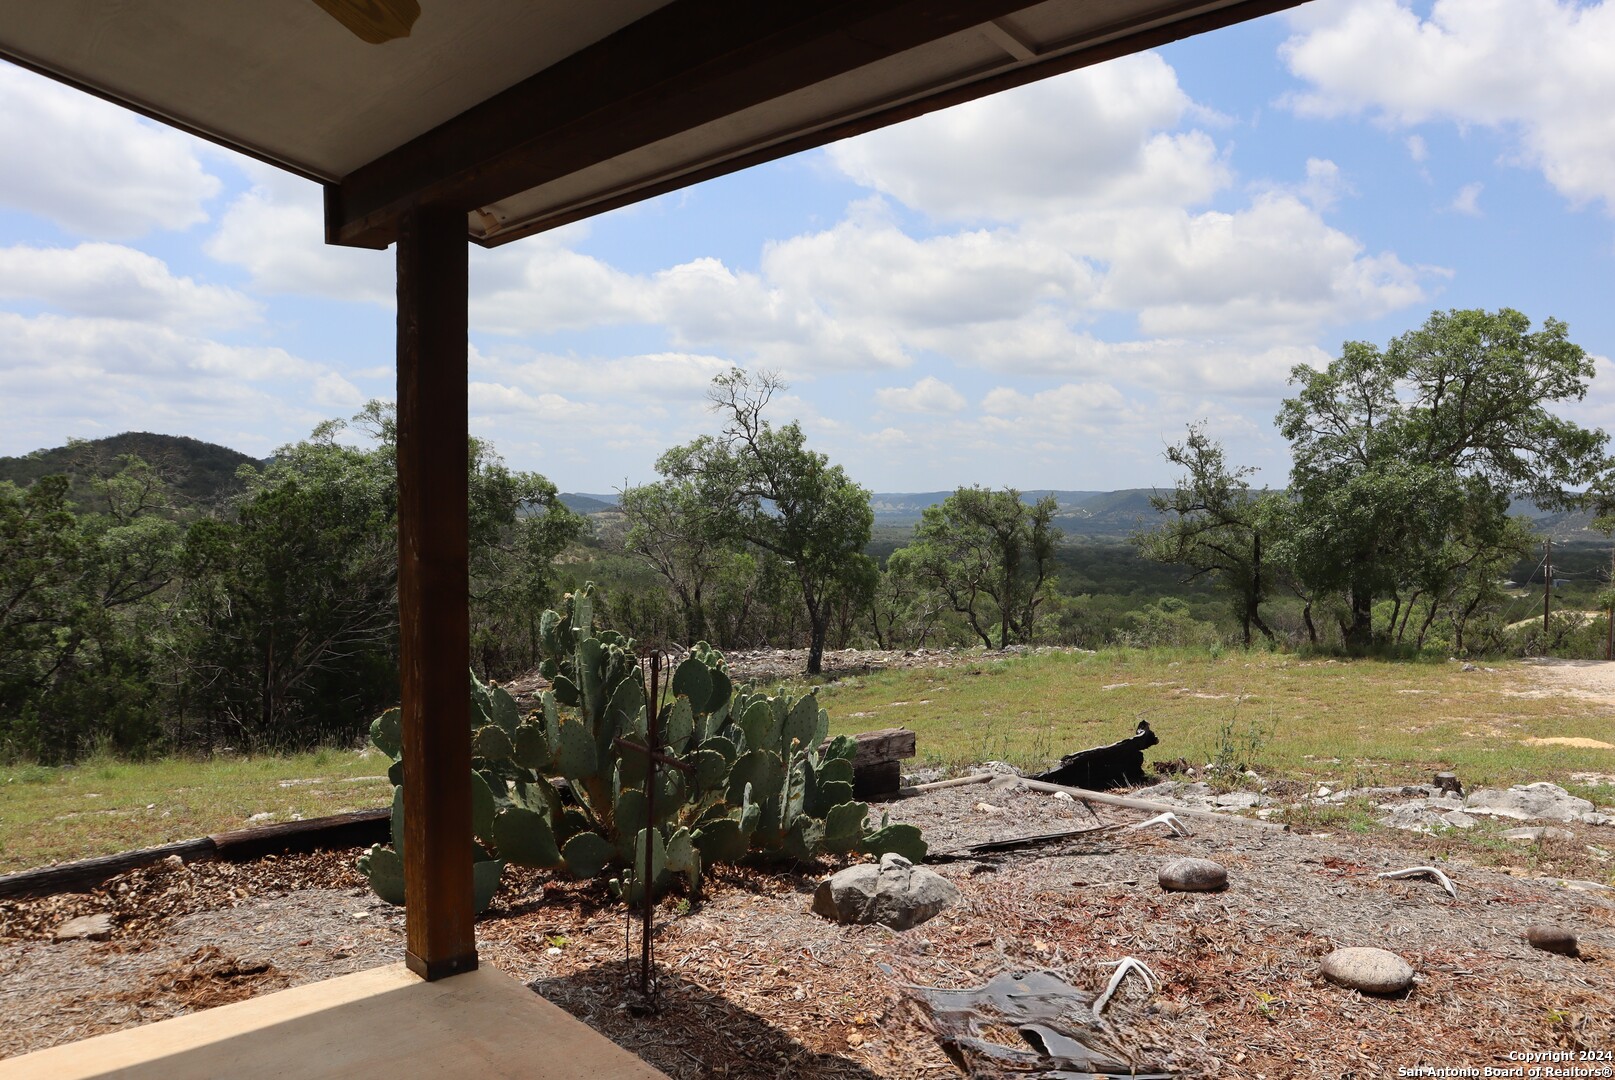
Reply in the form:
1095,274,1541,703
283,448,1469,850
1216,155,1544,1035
1030,721,1158,790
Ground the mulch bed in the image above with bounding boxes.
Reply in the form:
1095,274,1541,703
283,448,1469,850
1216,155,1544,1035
1,784,1611,1077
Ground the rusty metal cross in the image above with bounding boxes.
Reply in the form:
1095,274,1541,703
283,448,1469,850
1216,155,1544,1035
612,652,693,1004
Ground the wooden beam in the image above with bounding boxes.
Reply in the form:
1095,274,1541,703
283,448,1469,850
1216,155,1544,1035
395,204,476,981
325,0,1043,247
470,0,1310,248
325,0,1308,249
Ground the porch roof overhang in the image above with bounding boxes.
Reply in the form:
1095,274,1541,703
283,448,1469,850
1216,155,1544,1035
1,0,1304,251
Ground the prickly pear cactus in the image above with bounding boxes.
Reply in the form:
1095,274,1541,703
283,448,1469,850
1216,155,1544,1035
359,582,926,907
358,783,505,912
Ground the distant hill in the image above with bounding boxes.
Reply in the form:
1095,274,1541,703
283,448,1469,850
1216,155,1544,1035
0,433,260,508
564,486,1609,543
865,488,1162,535
558,492,619,514
564,488,1165,536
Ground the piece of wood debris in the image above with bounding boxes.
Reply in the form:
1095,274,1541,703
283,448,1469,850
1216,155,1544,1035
1377,865,1458,899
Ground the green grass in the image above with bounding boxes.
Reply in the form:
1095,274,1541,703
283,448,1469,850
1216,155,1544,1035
4,648,1612,875
810,648,1615,792
0,748,388,873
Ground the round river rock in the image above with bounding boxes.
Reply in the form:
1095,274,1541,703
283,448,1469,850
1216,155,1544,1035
1158,857,1227,892
1525,925,1580,957
1319,947,1415,994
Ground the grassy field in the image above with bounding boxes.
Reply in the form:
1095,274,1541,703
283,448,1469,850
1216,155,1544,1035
3,649,1613,874
815,649,1615,799
0,749,388,872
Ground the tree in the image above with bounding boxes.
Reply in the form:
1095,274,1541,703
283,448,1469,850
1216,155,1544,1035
179,402,579,748
0,475,84,756
179,423,399,747
1134,426,1278,647
464,439,583,676
902,486,1062,649
620,457,734,647
866,547,944,649
0,455,186,761
658,369,875,674
1277,308,1610,647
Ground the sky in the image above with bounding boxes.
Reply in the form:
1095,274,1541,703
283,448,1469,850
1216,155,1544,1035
3,0,1615,494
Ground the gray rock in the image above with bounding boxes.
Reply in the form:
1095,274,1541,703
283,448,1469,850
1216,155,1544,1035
1319,947,1415,994
1378,801,1453,834
1131,781,1213,808
1439,811,1478,829
1525,925,1580,956
1502,826,1575,842
1158,857,1227,892
812,853,959,930
54,913,114,941
1211,791,1265,809
1465,783,1594,823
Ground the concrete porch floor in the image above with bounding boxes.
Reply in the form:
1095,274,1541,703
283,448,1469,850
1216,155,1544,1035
0,963,669,1079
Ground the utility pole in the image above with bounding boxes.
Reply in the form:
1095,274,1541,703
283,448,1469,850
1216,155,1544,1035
1543,537,1552,634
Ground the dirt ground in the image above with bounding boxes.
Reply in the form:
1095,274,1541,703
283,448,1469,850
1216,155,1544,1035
1516,658,1615,721
1,778,1611,1078
2,653,1612,1076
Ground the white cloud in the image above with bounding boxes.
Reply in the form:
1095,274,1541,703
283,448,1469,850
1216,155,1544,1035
1282,0,1615,211
960,332,1331,395
205,169,394,305
1449,181,1484,216
1085,192,1425,338
470,239,652,332
1406,134,1429,163
875,376,967,414
470,348,733,402
827,53,1230,221
982,381,1126,419
1295,158,1351,211
0,312,345,456
0,242,258,328
761,204,1093,327
0,64,220,237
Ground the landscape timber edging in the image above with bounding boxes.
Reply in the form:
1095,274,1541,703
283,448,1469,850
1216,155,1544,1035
0,807,389,900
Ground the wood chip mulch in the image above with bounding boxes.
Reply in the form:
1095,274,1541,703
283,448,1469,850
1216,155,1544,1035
1,784,1611,1078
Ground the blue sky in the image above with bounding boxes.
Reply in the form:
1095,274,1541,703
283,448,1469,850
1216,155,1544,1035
2,0,1614,493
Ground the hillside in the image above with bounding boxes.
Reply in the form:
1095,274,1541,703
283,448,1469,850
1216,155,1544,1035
0,433,260,508
564,488,1160,535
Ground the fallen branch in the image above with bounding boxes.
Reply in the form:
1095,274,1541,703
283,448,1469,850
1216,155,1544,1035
1020,778,1290,831
926,824,1121,862
902,773,1009,794
1377,865,1458,899
903,771,1288,830
1129,811,1191,837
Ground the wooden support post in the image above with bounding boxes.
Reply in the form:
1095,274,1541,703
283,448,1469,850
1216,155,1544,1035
396,204,476,981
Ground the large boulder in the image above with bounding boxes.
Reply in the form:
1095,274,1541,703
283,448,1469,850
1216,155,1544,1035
812,852,959,930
